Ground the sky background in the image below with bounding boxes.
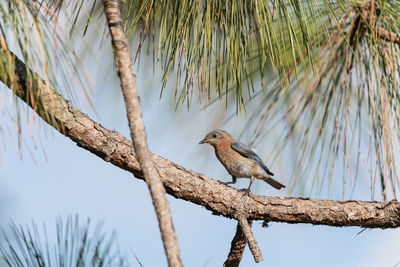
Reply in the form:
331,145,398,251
1,10,400,267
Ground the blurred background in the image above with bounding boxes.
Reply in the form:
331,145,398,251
1,0,400,266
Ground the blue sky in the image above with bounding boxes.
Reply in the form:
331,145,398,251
0,19,400,267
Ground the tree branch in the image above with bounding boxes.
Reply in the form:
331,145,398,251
237,216,262,263
101,1,182,266
358,2,400,46
223,221,252,267
377,25,400,46
1,47,400,232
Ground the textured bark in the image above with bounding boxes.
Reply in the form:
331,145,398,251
101,1,182,266
377,26,400,46
359,2,400,46
223,221,252,267
237,216,262,263
1,48,400,231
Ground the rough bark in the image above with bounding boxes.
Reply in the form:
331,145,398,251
101,1,182,266
377,26,400,46
237,215,263,263
223,221,252,267
1,48,400,230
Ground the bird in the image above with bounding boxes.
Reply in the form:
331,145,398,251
199,130,285,192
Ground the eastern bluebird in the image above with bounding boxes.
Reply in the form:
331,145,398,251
199,130,285,192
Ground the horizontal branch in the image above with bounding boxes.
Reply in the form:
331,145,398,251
1,48,400,229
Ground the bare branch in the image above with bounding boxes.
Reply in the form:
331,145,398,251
101,1,182,266
357,2,400,46
223,221,251,267
237,215,263,263
377,25,400,46
223,217,264,265
1,48,400,231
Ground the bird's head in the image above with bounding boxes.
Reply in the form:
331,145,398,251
199,130,232,145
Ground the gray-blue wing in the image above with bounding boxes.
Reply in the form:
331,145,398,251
231,142,274,176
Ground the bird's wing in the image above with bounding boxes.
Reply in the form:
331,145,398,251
231,142,274,176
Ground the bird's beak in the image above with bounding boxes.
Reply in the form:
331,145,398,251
199,138,212,144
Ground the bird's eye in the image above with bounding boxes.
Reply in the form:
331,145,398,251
212,133,217,138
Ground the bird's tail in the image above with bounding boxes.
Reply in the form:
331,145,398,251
260,176,285,190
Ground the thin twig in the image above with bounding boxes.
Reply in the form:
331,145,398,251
101,0,182,266
237,214,263,263
223,220,253,267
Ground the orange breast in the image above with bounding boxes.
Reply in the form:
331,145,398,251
213,140,259,178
